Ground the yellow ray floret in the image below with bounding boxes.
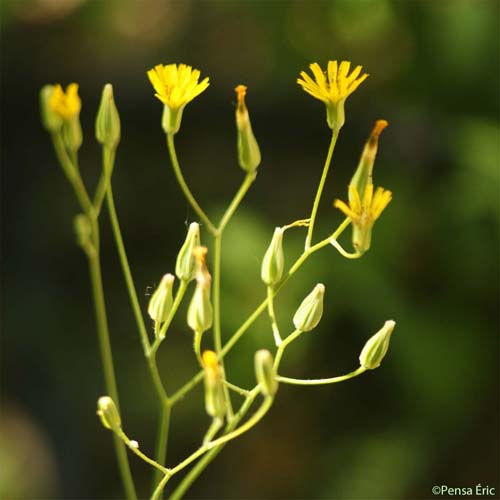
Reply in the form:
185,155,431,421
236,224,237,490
334,184,392,224
297,60,368,104
147,63,209,109
49,83,81,119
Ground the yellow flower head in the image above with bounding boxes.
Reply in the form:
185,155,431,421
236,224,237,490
147,63,209,109
49,83,81,120
334,183,392,253
298,60,368,104
297,61,368,130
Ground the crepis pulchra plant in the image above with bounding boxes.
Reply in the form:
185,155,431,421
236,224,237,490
40,59,396,500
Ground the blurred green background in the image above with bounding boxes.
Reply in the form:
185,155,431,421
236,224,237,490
1,0,499,499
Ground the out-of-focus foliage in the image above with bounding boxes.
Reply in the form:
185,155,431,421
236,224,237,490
1,0,498,499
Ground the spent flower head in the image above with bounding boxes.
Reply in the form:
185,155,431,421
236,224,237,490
147,63,209,134
297,60,368,131
334,183,392,254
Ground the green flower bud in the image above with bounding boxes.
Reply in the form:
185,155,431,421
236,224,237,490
187,247,213,333
359,320,395,369
96,396,121,431
254,350,278,397
261,227,284,286
293,284,325,332
73,213,92,249
175,222,200,282
349,120,388,207
187,281,213,334
148,274,174,323
235,85,261,173
95,84,121,148
39,85,62,133
202,350,226,418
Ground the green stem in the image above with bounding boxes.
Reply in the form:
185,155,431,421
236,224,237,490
273,329,303,369
212,234,234,420
168,388,260,500
267,286,282,346
218,172,256,233
152,402,172,495
152,473,171,500
203,418,223,444
277,366,367,385
94,147,115,215
329,237,363,259
88,250,137,500
206,396,272,449
212,172,256,420
223,380,251,397
166,134,217,236
106,180,151,356
51,133,94,217
304,129,340,250
116,429,169,474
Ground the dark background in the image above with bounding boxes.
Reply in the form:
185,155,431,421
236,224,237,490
1,1,499,499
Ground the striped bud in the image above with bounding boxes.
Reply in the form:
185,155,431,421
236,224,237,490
359,320,396,369
254,350,278,397
293,284,325,332
96,396,121,432
95,84,121,148
175,222,200,282
148,274,174,323
235,85,261,173
202,350,226,418
261,227,284,286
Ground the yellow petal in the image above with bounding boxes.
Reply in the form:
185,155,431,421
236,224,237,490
362,183,374,209
345,65,362,86
309,62,327,90
348,185,362,214
334,199,358,220
371,188,392,219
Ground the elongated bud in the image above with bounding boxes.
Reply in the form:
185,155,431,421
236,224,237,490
359,320,396,369
235,85,261,173
175,222,200,282
187,247,213,333
95,84,121,148
202,350,226,418
96,396,121,431
148,274,174,323
349,120,388,207
40,85,62,133
293,284,325,332
73,213,92,248
254,350,278,397
261,227,284,286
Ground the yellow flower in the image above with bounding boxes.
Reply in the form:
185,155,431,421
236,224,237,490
147,63,209,108
147,63,209,134
49,83,81,120
297,60,368,130
334,183,392,253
